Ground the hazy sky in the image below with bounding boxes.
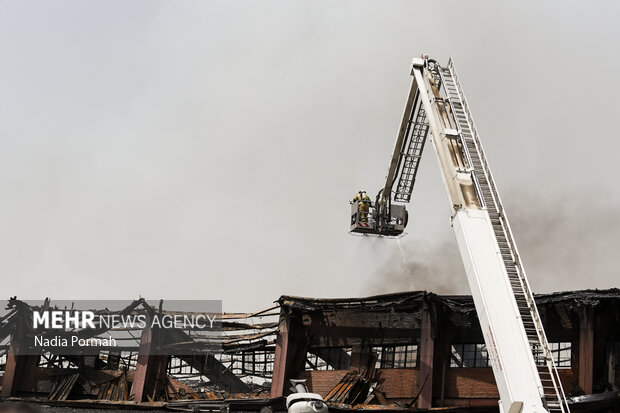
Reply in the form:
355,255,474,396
1,1,618,311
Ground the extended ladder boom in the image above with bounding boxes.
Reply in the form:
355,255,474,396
350,56,570,413
410,56,569,413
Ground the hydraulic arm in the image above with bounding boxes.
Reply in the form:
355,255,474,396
350,58,432,237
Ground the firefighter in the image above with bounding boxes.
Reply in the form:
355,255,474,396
353,191,371,222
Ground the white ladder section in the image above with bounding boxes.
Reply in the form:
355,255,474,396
394,93,430,203
439,59,569,413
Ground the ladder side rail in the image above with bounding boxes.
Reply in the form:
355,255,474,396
447,59,569,412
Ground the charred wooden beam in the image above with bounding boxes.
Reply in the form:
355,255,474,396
131,325,169,402
270,313,308,397
1,346,39,396
1,309,39,397
578,306,594,394
418,305,434,409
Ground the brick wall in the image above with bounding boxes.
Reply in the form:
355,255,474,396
557,368,577,393
299,369,419,400
375,369,418,399
443,368,577,405
444,368,499,399
301,367,577,405
299,370,348,397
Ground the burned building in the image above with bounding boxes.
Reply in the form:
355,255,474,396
0,289,619,412
0,298,280,409
271,289,620,410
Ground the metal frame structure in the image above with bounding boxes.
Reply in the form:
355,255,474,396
0,298,279,401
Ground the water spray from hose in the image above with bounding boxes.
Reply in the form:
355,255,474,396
396,238,409,271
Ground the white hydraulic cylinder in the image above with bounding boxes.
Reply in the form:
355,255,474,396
453,208,546,413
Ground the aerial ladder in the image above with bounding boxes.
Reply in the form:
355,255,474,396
350,56,570,413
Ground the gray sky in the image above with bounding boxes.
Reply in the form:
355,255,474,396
0,1,618,311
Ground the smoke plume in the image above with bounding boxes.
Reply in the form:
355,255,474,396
364,191,620,296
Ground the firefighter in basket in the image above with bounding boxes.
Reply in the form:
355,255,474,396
353,190,371,223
